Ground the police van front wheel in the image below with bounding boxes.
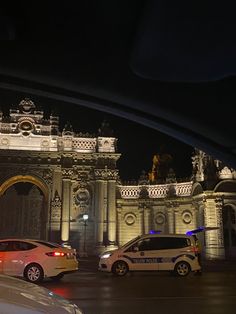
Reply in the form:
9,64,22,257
112,261,129,276
174,261,191,276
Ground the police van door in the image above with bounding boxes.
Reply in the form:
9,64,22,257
123,237,160,271
157,237,192,271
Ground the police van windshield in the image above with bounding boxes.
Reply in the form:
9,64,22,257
120,236,141,249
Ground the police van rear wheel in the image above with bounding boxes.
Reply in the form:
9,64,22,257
112,261,129,276
174,261,191,276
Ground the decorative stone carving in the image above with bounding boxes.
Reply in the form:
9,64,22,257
51,192,62,222
118,185,141,199
41,139,50,147
19,98,36,113
124,212,137,226
154,212,166,225
75,188,90,207
192,149,206,182
182,210,192,224
146,182,193,199
218,166,233,180
167,185,176,197
148,184,168,198
166,200,179,209
41,169,53,185
72,180,91,220
97,137,116,153
95,168,119,180
62,168,74,178
215,197,224,246
18,119,34,136
72,138,96,152
175,182,193,196
0,138,9,146
139,186,149,198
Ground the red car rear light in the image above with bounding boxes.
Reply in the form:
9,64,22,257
45,252,65,257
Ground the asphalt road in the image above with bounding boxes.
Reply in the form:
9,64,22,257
40,257,236,314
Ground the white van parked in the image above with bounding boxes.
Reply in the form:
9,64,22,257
99,233,201,276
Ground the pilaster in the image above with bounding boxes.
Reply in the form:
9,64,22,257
144,206,151,234
95,180,105,248
117,205,122,246
61,178,71,243
167,208,175,234
107,180,117,247
204,195,225,260
138,206,144,235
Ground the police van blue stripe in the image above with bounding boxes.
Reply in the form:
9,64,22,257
122,254,195,264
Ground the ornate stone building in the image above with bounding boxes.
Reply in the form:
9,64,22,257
1,99,236,260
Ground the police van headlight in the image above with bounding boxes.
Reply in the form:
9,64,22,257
100,252,113,259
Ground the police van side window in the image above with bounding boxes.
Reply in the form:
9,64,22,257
137,238,164,251
125,237,190,252
126,238,153,252
155,238,171,250
158,237,190,250
138,238,152,251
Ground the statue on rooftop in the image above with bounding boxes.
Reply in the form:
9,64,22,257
98,119,114,137
148,147,173,183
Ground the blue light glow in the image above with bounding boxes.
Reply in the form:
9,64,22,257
186,226,205,235
149,230,162,234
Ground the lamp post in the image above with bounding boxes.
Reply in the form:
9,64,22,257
82,214,89,256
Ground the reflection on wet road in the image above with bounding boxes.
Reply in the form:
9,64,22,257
40,259,236,314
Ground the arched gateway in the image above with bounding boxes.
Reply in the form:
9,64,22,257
0,175,47,239
1,98,236,260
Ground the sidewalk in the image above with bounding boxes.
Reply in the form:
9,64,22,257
202,258,236,272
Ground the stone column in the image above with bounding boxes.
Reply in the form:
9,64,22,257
107,180,117,246
167,201,179,233
193,201,204,228
195,202,205,256
204,196,225,260
61,178,71,243
95,180,104,248
117,206,122,246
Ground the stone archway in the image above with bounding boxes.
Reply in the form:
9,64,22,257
0,175,49,240
222,204,236,259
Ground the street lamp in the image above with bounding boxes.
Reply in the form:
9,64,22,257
82,214,89,256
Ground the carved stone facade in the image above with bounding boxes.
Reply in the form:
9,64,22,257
1,99,236,260
0,99,120,255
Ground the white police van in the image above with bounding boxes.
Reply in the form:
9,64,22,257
99,233,201,276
